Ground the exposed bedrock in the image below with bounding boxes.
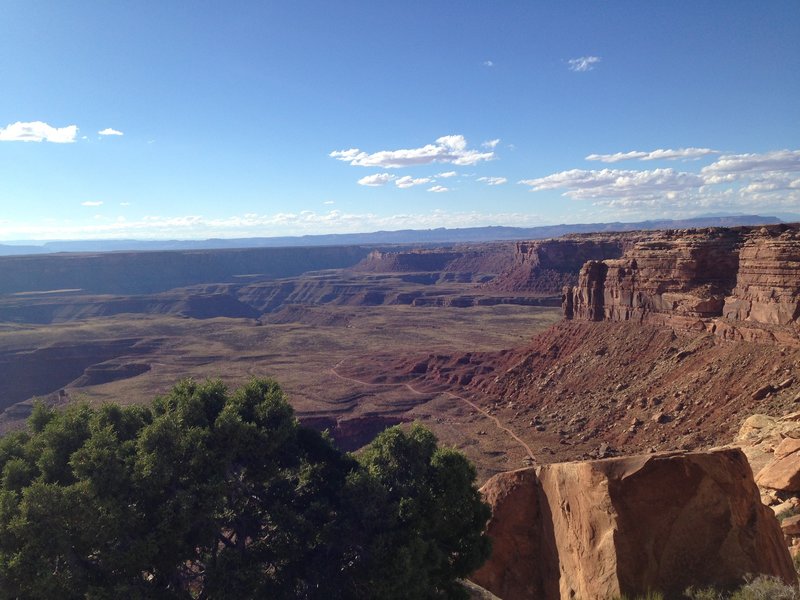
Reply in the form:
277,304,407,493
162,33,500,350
564,225,800,342
724,230,800,325
351,245,517,281
487,237,629,295
472,448,795,600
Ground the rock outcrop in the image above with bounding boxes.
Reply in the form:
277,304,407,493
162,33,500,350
735,412,800,476
487,237,630,295
472,448,795,600
352,244,516,281
564,225,800,344
723,230,800,326
756,437,800,493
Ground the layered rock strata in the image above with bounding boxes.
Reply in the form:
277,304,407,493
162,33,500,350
471,448,795,600
487,237,630,294
564,225,800,343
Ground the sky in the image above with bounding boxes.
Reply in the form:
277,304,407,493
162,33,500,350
1,1,798,241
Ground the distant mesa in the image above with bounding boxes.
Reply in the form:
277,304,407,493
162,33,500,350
0,214,782,256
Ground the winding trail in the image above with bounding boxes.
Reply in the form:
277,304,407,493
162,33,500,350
330,360,536,462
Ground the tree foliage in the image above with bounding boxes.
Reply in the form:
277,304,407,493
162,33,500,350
0,379,490,599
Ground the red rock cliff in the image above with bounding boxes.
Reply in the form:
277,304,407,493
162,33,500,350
487,237,630,294
564,225,800,343
472,448,795,600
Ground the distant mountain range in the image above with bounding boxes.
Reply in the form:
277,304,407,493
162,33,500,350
0,215,787,256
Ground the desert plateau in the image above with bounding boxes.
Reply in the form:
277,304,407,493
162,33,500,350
2,222,800,598
3,3,798,597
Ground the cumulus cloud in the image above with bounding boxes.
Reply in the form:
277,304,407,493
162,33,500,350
436,171,457,178
81,201,104,207
0,121,78,143
330,135,495,168
482,60,494,67
519,168,704,200
518,148,800,218
395,175,432,189
477,176,507,186
428,185,449,193
701,150,800,178
568,56,601,72
357,173,395,186
98,128,124,136
586,148,719,163
482,139,500,149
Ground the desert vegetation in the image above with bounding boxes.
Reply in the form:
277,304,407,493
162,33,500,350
0,378,490,599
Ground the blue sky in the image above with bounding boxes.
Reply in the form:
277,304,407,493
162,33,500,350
1,1,798,240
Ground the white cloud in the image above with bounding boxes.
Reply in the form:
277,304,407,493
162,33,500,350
357,173,396,186
436,171,457,178
0,209,551,241
395,175,432,189
428,185,449,193
519,168,704,199
568,56,601,72
330,134,495,168
323,200,335,205
477,176,507,186
701,150,800,178
81,201,104,207
0,121,78,143
482,139,500,149
518,148,800,218
586,147,718,163
98,127,124,136
482,60,494,67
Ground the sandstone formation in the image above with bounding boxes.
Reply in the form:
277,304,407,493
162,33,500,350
724,230,800,326
472,448,795,600
563,224,800,344
756,437,800,493
735,412,800,475
352,244,517,281
486,237,630,295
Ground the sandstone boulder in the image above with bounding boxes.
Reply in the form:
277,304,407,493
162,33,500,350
734,412,800,476
781,514,800,536
756,437,800,492
472,448,795,600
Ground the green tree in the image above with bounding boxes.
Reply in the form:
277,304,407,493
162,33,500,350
355,424,492,599
0,379,490,599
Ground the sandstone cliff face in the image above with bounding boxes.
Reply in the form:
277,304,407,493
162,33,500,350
564,225,800,343
472,448,795,600
487,237,629,295
352,244,516,279
723,229,800,326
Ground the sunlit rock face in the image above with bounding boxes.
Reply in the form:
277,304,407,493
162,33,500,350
472,448,796,600
564,224,800,344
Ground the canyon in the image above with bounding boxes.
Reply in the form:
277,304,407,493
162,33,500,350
2,223,799,598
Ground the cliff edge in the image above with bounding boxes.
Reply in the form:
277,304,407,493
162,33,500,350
564,224,800,345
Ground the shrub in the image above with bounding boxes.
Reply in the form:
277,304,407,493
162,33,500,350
0,378,490,599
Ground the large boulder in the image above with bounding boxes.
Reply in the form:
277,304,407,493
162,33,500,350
471,448,795,600
735,412,800,475
756,437,800,492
